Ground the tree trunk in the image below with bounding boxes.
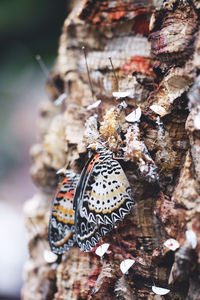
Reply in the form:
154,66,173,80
22,1,200,299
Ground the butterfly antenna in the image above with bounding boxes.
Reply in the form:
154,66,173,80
35,54,60,97
82,46,95,102
109,56,120,91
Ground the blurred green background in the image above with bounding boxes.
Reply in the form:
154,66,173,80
0,1,70,299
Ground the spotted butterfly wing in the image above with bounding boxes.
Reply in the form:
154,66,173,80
49,170,80,254
73,146,134,252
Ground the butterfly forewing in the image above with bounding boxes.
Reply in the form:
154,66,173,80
74,148,134,252
49,170,80,254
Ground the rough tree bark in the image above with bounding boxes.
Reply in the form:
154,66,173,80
22,1,200,299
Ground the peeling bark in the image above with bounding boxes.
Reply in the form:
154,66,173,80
22,0,200,299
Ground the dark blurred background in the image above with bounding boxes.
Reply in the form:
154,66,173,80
0,1,70,299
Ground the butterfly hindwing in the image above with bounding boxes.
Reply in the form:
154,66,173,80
74,147,134,252
49,170,80,254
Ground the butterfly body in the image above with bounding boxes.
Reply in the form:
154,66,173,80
74,145,134,252
49,170,80,254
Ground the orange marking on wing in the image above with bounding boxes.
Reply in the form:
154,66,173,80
58,191,74,199
52,205,75,224
53,205,74,215
56,177,71,193
63,177,70,184
87,153,100,174
53,232,74,247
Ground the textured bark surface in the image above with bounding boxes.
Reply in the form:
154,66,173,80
22,0,200,299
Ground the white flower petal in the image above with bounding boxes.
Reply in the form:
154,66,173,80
152,286,170,295
150,105,166,116
125,107,141,123
95,243,110,257
43,250,58,263
164,238,180,251
87,100,101,110
112,91,131,99
194,113,200,130
56,168,66,175
186,230,197,249
54,93,67,106
120,259,135,274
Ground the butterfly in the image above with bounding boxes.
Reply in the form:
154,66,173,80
48,169,80,254
73,143,135,252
